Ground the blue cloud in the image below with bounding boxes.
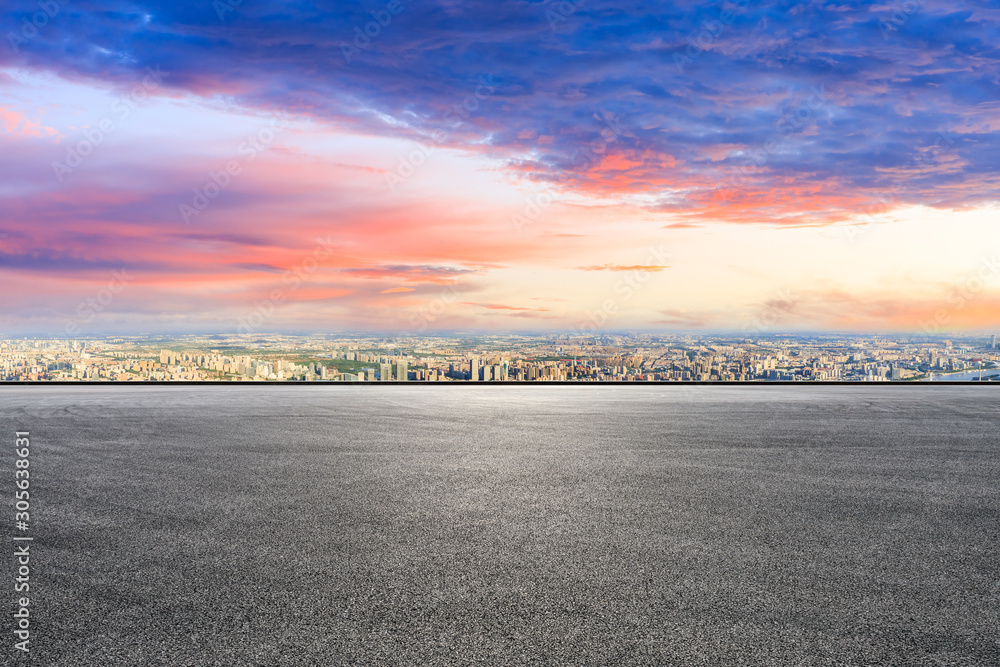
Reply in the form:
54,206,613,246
3,0,999,221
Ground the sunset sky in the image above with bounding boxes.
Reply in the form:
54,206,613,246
2,0,999,335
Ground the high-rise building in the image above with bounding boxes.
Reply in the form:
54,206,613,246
992,334,997,349
469,358,479,381
380,363,392,381
396,359,408,382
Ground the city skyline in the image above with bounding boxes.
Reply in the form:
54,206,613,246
4,331,999,382
3,2,1000,334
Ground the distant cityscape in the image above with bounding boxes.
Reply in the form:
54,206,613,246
2,333,1000,382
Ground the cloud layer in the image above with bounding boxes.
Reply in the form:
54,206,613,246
2,1,1000,332
5,0,999,220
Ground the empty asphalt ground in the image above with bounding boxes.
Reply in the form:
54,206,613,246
2,386,999,665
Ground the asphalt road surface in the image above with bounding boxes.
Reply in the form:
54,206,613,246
2,386,998,665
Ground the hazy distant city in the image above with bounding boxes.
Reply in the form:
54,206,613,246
4,333,999,382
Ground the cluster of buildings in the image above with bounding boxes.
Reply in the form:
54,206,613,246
2,333,999,382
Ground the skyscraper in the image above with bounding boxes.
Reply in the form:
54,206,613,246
469,358,479,381
396,359,408,382
380,363,392,381
992,334,996,349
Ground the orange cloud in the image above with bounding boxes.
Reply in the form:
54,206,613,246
509,144,927,228
0,106,59,139
577,264,670,272
380,287,415,294
461,302,551,312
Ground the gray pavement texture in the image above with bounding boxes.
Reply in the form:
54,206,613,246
1,386,999,666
